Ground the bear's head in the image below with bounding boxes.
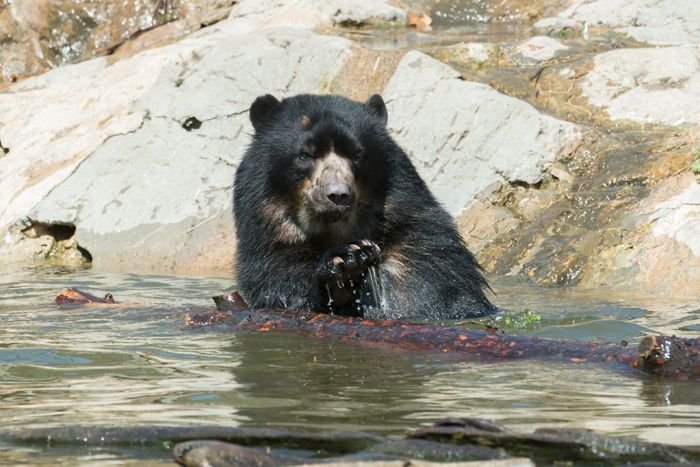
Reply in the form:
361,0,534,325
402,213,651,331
247,94,390,239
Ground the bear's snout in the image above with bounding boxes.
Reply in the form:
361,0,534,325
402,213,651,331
325,180,353,207
308,152,356,219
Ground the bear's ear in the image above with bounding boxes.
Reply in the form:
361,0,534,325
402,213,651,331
250,94,281,131
365,94,388,125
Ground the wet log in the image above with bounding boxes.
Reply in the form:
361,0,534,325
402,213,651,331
206,291,700,381
54,289,700,380
55,287,115,305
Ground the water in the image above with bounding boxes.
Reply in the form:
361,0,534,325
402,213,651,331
1,265,699,464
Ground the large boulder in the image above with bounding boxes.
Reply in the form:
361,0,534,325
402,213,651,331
0,4,357,274
579,45,700,125
384,51,581,215
0,0,236,84
582,173,700,299
543,0,700,46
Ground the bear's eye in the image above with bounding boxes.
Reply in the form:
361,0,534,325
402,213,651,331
351,150,362,162
297,150,312,161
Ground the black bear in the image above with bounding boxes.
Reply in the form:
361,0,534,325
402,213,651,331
233,93,495,320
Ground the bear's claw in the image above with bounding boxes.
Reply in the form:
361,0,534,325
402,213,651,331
315,240,381,288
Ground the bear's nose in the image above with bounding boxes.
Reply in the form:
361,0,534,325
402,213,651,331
325,182,352,207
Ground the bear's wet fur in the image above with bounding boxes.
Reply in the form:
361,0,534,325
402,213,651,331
234,93,496,320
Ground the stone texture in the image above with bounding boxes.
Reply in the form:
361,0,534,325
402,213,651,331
581,173,700,299
579,45,700,125
456,201,520,255
431,42,500,70
514,36,568,61
0,7,355,274
552,0,700,45
232,0,406,29
383,51,581,215
0,0,236,84
648,176,700,257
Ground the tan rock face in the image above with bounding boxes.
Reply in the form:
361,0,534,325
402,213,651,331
581,173,700,298
0,0,236,84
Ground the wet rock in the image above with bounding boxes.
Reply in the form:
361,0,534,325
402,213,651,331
232,0,406,29
513,36,568,62
0,1,236,84
173,440,297,466
431,42,500,70
532,16,582,38
412,418,700,464
582,172,700,299
383,51,581,215
0,219,91,267
579,45,700,125
367,439,509,462
1,425,382,452
552,0,700,46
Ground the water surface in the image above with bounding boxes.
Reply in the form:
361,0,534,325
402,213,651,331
1,266,699,464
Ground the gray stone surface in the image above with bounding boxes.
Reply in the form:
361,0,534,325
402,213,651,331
0,13,353,273
554,0,700,45
513,36,569,62
230,0,406,29
579,45,700,125
383,51,581,215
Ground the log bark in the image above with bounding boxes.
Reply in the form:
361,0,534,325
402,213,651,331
55,288,700,380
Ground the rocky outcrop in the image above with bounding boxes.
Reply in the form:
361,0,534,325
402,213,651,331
0,0,582,276
2,0,699,304
513,36,568,62
0,20,354,274
579,46,700,125
582,173,700,299
553,0,700,46
384,51,580,215
0,0,236,84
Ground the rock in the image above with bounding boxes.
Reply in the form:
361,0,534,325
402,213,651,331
549,0,700,45
579,45,700,125
0,12,354,274
431,42,500,69
232,0,407,29
0,219,91,267
456,201,520,254
649,177,700,257
383,51,581,215
513,36,568,61
0,1,237,84
533,16,582,37
582,173,700,299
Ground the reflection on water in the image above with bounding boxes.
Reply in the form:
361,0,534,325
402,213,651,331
0,266,699,463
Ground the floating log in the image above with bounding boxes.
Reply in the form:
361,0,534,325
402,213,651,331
55,289,700,380
207,291,700,381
